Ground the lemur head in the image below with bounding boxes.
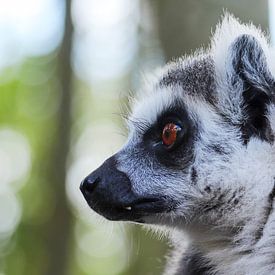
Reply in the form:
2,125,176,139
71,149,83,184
80,15,275,240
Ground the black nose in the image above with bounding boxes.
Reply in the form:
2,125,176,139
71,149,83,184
80,175,100,198
80,156,169,221
79,156,134,207
79,156,140,219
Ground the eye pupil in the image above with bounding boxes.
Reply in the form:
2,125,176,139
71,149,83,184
162,123,181,147
164,130,170,138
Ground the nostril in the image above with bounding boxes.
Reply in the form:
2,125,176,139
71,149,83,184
80,176,100,196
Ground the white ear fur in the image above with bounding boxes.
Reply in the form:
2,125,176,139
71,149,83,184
211,13,274,85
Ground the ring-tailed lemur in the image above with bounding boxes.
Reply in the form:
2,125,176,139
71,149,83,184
80,14,275,274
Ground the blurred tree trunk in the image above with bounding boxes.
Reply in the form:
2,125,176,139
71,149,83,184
43,1,74,274
151,0,268,61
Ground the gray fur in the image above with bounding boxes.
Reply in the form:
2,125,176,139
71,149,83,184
122,15,275,275
159,55,216,105
86,14,275,274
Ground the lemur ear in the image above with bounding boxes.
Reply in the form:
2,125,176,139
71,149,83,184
212,14,275,143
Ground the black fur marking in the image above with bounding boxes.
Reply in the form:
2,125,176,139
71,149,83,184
203,192,227,213
176,249,213,275
233,199,239,205
231,35,275,144
159,56,216,106
226,190,244,206
204,186,211,193
241,86,274,144
204,201,224,213
209,144,228,155
226,190,238,204
238,249,253,256
191,167,198,184
143,100,196,169
255,179,275,241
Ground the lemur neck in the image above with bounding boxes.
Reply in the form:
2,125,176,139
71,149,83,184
199,181,275,274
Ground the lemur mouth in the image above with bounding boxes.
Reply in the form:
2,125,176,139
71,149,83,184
80,156,172,222
87,197,169,222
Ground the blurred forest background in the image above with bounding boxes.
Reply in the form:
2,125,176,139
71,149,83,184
0,0,273,274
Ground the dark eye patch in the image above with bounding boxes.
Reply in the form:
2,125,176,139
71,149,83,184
142,101,196,169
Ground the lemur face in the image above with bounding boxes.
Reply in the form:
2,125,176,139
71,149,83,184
80,15,275,235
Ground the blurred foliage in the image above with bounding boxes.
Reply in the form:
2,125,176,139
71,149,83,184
0,53,168,275
0,0,271,275
0,54,61,275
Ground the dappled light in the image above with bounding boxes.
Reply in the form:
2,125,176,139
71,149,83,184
72,0,139,83
0,0,63,68
0,0,273,274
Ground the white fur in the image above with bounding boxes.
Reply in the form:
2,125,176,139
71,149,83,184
118,14,275,275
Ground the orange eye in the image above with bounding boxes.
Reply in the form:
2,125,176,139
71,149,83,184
162,123,181,147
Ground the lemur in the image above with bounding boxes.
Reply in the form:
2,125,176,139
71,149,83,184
80,14,275,275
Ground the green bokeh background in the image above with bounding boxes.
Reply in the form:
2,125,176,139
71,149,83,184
0,0,270,274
